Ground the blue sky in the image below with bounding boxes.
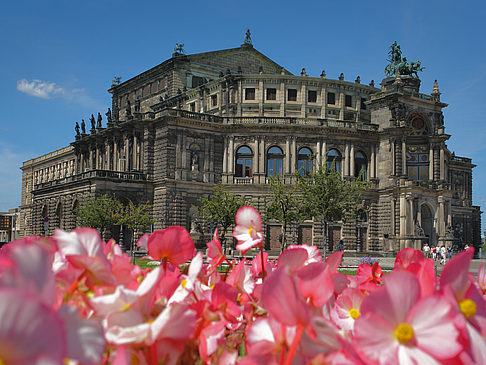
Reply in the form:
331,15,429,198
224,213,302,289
1,1,486,228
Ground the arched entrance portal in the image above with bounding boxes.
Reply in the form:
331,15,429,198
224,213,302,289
421,204,434,245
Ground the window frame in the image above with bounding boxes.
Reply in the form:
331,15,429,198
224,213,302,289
235,146,253,178
267,146,284,177
245,88,256,101
287,89,298,102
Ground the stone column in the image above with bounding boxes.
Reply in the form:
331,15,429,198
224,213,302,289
228,137,234,174
252,138,258,175
429,146,434,180
223,138,228,174
399,195,407,250
301,83,306,118
322,141,327,167
339,90,345,120
371,145,376,179
290,138,296,174
350,144,355,177
440,146,445,180
285,139,291,174
391,139,396,175
438,197,445,237
259,138,265,180
316,141,321,167
402,139,407,176
280,80,286,117
133,134,138,170
259,80,264,115
344,143,350,176
320,85,327,118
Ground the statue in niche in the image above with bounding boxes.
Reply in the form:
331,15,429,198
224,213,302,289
81,120,86,134
126,98,132,116
90,114,96,130
75,122,80,135
243,29,252,45
97,113,102,128
414,222,425,237
135,98,141,112
105,108,112,122
191,152,199,171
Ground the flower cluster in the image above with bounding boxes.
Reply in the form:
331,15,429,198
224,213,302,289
357,255,380,266
0,206,485,364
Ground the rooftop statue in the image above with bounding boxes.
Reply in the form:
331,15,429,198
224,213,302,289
244,29,252,45
174,43,184,54
384,41,424,78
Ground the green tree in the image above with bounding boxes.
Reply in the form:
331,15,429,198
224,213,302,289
297,165,370,257
120,200,154,256
265,175,304,251
75,194,124,236
197,184,247,248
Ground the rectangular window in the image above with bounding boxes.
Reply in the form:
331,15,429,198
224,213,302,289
245,88,255,100
211,94,217,107
266,88,277,100
360,98,367,110
308,90,317,103
190,102,196,112
345,95,352,107
327,92,335,105
288,89,297,102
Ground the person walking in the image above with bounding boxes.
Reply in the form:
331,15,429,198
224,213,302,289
440,245,447,265
447,245,452,260
423,242,430,259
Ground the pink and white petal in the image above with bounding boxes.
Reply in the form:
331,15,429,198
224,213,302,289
105,322,151,345
74,227,106,258
287,244,322,264
136,234,149,250
235,206,262,231
408,295,462,359
398,345,440,365
354,313,397,365
57,305,105,365
150,303,196,343
90,286,138,317
383,271,420,325
262,268,310,326
235,235,263,253
440,247,474,299
278,247,309,272
465,321,486,364
54,229,87,256
0,288,66,364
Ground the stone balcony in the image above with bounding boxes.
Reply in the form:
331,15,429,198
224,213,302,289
34,169,147,190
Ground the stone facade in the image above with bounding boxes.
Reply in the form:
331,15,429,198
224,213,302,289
19,42,481,254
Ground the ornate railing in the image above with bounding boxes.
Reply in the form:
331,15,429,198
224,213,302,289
34,170,146,190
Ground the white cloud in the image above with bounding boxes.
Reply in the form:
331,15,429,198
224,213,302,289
17,78,65,99
16,78,106,111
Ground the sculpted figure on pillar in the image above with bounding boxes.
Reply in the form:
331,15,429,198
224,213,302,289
97,113,102,128
81,120,86,134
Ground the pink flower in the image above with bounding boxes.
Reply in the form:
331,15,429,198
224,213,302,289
206,229,224,273
233,206,263,254
0,287,66,364
147,226,195,265
262,267,310,326
354,271,462,364
356,262,382,291
296,262,334,307
330,288,365,332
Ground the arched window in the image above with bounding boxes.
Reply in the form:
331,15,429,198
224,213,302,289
355,151,368,180
327,149,342,173
56,202,62,229
297,147,313,175
236,146,253,177
267,146,284,177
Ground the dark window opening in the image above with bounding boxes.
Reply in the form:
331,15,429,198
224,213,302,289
308,90,317,103
245,88,255,100
190,102,196,112
266,88,277,100
287,89,297,102
345,95,352,107
327,92,335,105
192,76,205,88
355,151,367,180
211,94,217,107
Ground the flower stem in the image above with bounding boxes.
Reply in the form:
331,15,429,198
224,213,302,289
283,324,304,365
259,244,266,281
